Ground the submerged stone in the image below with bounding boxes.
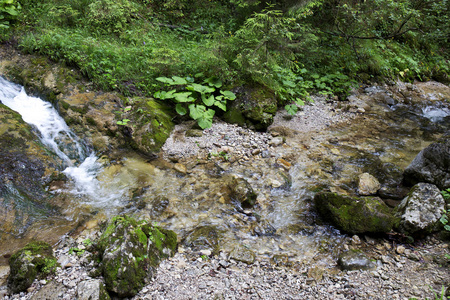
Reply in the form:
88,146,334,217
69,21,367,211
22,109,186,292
396,183,445,235
183,225,222,255
96,216,177,298
314,192,398,234
7,241,58,294
226,176,257,209
338,250,375,271
229,244,255,264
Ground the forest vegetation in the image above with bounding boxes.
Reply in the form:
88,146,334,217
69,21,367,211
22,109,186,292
1,0,449,119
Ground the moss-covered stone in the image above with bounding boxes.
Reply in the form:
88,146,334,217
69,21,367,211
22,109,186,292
125,98,175,157
95,215,177,298
7,241,58,294
183,225,222,255
314,192,398,234
223,85,277,131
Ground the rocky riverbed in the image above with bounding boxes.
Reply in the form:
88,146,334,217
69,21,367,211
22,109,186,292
1,81,450,299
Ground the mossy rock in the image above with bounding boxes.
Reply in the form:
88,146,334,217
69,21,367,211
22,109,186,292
183,225,222,255
7,241,58,294
314,192,399,234
124,98,175,158
224,85,277,131
96,215,177,298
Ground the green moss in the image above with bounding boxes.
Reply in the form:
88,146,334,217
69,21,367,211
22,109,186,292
314,192,398,234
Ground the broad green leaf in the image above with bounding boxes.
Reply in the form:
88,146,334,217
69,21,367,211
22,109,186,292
156,77,174,84
202,94,215,106
295,98,305,106
196,109,215,129
285,104,298,115
220,90,236,100
174,92,195,102
186,83,215,94
204,77,222,88
188,104,206,120
214,99,227,111
171,76,188,85
175,103,187,115
282,80,296,88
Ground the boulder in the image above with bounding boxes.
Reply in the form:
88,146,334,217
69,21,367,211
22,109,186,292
223,86,277,131
403,133,450,190
396,183,445,234
77,279,111,300
125,98,175,158
358,173,381,195
7,241,58,294
229,244,255,264
96,216,177,298
314,192,398,234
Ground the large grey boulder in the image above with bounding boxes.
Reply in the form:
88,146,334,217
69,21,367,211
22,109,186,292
396,183,445,234
403,133,450,190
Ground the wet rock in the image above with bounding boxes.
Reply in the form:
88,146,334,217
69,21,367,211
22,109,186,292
185,129,203,137
8,241,58,294
95,216,177,298
403,133,450,190
314,192,398,234
358,173,381,195
229,244,255,264
226,176,257,208
338,250,376,271
173,163,187,174
183,226,221,255
269,137,284,147
396,183,445,234
77,279,110,300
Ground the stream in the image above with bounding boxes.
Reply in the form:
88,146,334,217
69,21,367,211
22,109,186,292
0,77,449,269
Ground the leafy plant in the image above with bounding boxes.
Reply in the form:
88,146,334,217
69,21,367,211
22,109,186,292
116,106,132,126
0,0,21,29
154,75,236,129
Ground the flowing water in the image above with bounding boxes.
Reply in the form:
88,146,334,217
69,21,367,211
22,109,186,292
1,77,449,269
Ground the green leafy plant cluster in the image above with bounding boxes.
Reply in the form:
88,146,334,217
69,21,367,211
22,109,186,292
0,0,20,29
154,75,236,129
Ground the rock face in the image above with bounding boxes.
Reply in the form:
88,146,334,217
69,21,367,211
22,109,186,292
7,241,58,294
396,183,445,234
95,216,177,298
358,173,381,195
403,133,450,190
0,104,65,238
314,192,398,234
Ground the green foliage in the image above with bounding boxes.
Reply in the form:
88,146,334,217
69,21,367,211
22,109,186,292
442,188,450,201
0,0,21,29
116,106,132,126
154,75,236,129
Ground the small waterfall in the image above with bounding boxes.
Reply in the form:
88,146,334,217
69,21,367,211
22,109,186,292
422,105,450,122
0,77,122,208
0,77,88,165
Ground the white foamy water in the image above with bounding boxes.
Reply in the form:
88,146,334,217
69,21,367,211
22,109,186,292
422,105,450,122
0,77,87,164
0,77,124,209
